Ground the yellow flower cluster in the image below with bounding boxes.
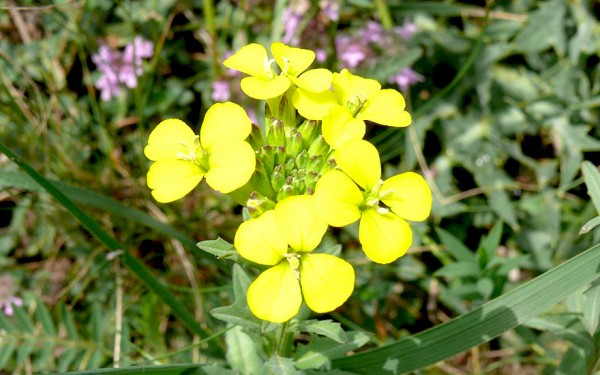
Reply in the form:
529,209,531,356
144,42,432,323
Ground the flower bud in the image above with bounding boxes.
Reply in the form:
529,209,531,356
286,131,303,158
270,164,286,192
247,123,265,150
267,119,286,147
307,135,331,158
306,154,323,173
257,145,275,175
297,120,319,148
246,191,276,217
295,150,309,170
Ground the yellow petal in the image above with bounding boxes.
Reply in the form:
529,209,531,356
290,69,333,93
147,160,203,203
359,209,412,264
334,140,381,191
205,140,255,193
271,42,314,77
223,43,269,78
292,88,338,120
275,195,327,253
144,119,197,161
234,210,288,266
200,102,252,152
357,89,412,127
247,262,302,323
381,172,432,221
332,69,380,107
240,75,290,100
322,106,366,149
313,170,362,227
300,253,355,313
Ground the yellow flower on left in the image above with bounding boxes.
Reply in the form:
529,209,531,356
144,102,256,202
234,195,355,323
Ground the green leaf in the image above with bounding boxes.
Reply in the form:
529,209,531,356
210,305,262,332
582,278,600,336
476,278,494,300
435,227,474,263
477,221,503,266
61,363,206,374
513,0,566,54
265,356,296,375
296,332,370,370
197,238,242,263
225,325,263,375
295,320,348,343
579,216,600,235
434,262,480,278
34,296,57,336
331,242,600,373
582,161,600,214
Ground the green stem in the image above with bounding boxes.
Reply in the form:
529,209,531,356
374,0,393,29
274,321,291,356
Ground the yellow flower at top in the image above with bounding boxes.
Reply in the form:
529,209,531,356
234,195,355,323
313,139,432,264
144,102,256,202
223,42,332,100
293,69,412,149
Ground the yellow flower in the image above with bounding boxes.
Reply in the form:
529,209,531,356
234,195,355,323
293,69,412,148
223,42,332,100
314,140,431,264
144,102,256,202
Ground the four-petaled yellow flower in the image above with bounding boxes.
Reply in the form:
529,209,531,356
224,42,332,100
293,69,412,148
234,195,355,323
144,102,256,202
314,139,432,264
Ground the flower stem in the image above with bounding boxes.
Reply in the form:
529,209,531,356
274,321,291,357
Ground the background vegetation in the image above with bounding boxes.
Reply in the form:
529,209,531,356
1,0,600,374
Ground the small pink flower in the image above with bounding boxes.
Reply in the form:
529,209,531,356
211,80,231,102
389,67,424,92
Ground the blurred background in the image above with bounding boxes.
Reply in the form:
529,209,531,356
1,0,600,373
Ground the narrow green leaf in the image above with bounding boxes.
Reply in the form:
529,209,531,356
225,325,263,375
434,262,480,278
579,216,600,234
331,242,600,373
435,227,474,263
34,295,57,336
0,142,213,348
295,320,348,343
210,305,262,332
478,221,503,263
62,363,205,374
582,279,600,336
582,161,600,213
0,343,16,368
197,238,242,263
60,303,79,340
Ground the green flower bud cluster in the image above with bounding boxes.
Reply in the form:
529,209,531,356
245,100,335,217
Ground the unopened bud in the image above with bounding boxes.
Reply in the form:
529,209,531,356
307,135,331,158
297,120,319,148
286,131,303,158
246,191,276,217
267,119,286,147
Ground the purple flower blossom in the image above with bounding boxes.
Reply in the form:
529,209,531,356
2,296,23,316
395,22,417,40
92,37,154,101
360,21,384,44
315,48,327,63
389,67,424,92
0,275,22,316
211,80,231,102
282,8,304,45
335,35,368,68
319,0,340,22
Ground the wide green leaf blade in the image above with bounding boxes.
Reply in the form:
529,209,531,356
331,242,600,373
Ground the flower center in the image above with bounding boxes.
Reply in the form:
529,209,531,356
175,136,210,172
284,252,301,279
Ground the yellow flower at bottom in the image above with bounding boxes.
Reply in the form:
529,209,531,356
235,195,355,323
144,102,255,202
314,140,432,263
